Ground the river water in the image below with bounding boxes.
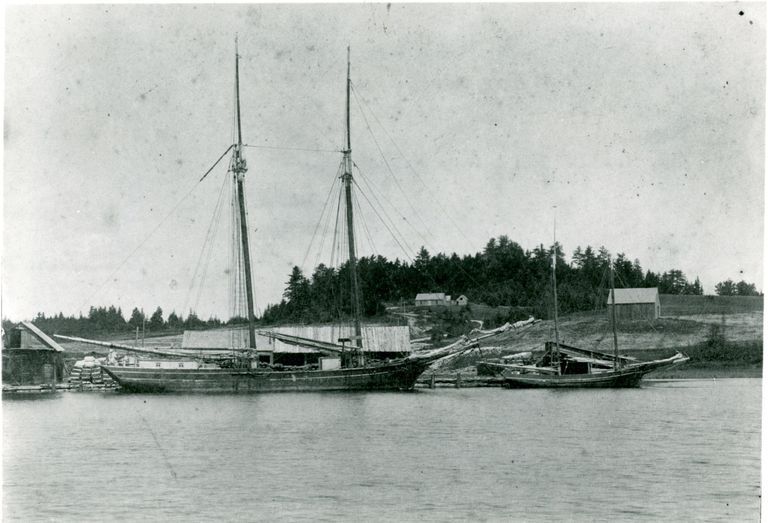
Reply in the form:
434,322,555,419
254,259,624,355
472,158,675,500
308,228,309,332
3,379,760,521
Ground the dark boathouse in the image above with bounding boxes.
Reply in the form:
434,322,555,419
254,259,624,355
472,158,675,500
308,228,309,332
2,321,65,386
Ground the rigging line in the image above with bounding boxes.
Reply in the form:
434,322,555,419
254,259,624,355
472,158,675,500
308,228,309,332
352,188,378,257
302,165,342,271
77,159,225,313
192,174,229,315
351,82,478,252
329,181,344,269
350,86,436,251
352,178,414,263
314,174,342,272
353,164,416,259
200,144,236,183
242,144,341,154
182,171,230,314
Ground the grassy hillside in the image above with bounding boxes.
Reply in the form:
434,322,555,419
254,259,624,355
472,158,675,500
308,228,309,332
660,294,763,316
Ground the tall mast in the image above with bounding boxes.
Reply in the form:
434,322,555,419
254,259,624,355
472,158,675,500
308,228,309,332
609,256,620,369
341,46,364,358
551,233,561,375
232,37,257,350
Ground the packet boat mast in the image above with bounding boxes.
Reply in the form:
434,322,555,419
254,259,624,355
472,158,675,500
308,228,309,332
232,37,257,350
342,46,365,365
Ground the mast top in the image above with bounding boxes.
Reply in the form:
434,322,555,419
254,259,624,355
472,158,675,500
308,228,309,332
233,38,247,175
345,45,351,155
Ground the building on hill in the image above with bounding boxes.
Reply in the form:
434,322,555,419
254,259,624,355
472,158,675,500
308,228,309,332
415,293,451,306
455,295,468,306
2,321,65,386
606,288,660,321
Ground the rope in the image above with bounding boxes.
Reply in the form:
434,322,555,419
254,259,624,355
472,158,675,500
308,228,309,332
243,143,340,154
314,172,343,272
352,177,413,262
301,164,342,271
77,146,232,313
192,174,229,315
353,187,378,256
351,85,435,251
351,82,478,252
182,171,229,315
353,164,416,259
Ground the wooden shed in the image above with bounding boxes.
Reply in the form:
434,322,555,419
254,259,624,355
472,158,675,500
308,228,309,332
2,322,66,386
606,288,660,321
182,324,411,367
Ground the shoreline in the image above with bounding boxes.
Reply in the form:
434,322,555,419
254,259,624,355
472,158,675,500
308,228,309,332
647,364,761,380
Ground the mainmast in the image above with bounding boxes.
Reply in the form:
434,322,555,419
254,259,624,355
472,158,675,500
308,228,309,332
232,38,257,350
609,256,620,370
341,46,364,362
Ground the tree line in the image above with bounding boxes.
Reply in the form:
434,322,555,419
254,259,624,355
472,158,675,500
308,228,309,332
1,305,228,339
4,235,760,335
262,236,728,324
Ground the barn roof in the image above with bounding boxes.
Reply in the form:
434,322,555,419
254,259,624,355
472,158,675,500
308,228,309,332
19,321,65,352
607,288,659,305
415,293,446,301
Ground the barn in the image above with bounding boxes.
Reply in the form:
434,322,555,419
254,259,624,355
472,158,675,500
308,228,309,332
606,288,660,321
2,321,66,386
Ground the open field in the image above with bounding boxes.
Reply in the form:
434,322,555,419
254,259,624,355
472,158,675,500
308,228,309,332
473,311,762,353
660,294,763,316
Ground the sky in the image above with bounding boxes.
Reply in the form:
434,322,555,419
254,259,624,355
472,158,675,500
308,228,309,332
3,3,765,321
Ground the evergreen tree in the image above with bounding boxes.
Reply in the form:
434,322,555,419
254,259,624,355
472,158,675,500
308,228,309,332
149,307,165,330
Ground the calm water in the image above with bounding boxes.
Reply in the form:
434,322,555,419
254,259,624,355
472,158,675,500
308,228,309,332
3,379,760,522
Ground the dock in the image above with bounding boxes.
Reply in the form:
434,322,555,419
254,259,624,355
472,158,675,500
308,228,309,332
416,373,504,388
3,383,119,394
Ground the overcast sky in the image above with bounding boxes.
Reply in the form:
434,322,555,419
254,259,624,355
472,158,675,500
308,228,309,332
3,3,764,321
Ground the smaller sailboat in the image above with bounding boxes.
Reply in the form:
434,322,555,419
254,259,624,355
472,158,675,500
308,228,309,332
500,246,688,389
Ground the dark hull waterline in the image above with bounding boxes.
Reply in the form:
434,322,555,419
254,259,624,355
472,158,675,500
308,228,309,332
502,367,647,389
102,359,432,393
502,354,688,389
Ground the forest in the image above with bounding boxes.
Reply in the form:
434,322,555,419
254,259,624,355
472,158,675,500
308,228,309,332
4,235,760,336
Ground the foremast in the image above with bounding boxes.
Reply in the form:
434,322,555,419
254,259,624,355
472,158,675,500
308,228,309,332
341,46,365,365
232,38,257,350
609,256,620,370
551,221,561,375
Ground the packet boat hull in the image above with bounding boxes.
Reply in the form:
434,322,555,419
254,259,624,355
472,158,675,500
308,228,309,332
102,358,434,393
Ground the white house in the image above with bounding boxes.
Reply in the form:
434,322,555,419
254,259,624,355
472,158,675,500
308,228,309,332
415,293,451,306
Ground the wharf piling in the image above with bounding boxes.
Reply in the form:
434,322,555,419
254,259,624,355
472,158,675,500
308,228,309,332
417,373,504,388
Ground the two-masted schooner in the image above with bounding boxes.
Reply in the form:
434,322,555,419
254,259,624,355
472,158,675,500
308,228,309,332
70,44,514,393
497,247,689,388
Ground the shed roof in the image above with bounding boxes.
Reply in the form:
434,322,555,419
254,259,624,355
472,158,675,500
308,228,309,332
606,288,659,305
183,324,411,354
19,321,65,352
415,293,446,301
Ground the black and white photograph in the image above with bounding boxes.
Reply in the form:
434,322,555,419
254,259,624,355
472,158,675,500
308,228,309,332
2,3,763,521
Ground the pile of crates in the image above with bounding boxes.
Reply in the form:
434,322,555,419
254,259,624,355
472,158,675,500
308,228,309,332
67,356,116,389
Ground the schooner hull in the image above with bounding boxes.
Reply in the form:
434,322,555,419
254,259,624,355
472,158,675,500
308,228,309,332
502,368,647,389
101,360,431,393
502,355,687,389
